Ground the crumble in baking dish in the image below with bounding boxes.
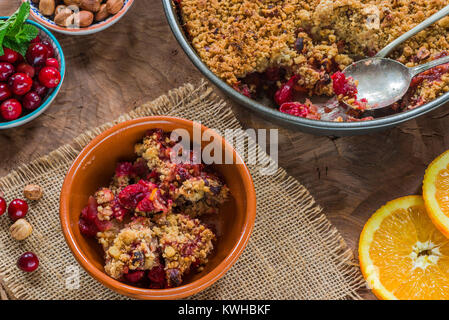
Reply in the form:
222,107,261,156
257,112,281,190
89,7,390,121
177,0,449,121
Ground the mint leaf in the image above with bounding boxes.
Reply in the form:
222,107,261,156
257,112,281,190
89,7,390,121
0,2,38,57
13,24,38,43
3,38,28,57
7,1,31,38
0,25,8,56
0,16,12,56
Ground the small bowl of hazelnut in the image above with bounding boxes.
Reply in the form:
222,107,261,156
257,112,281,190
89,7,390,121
26,0,134,35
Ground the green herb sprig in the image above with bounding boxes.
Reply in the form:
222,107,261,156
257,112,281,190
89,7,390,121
0,2,39,57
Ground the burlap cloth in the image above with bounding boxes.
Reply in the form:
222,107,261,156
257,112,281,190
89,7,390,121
0,81,365,300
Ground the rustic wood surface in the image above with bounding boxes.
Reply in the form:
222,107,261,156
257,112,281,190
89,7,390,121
4,0,449,300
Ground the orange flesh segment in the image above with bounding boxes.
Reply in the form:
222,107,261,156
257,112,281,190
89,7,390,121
436,165,449,217
369,204,449,300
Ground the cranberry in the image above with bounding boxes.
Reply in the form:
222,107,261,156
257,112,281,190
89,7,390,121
331,71,358,98
233,84,251,98
111,199,128,222
1,99,22,121
41,40,54,58
22,92,42,111
274,75,299,106
132,158,150,178
17,252,39,272
31,36,41,44
0,48,19,64
78,218,97,237
16,63,35,78
94,216,112,232
148,265,166,288
8,73,32,95
279,102,310,118
32,80,48,97
124,270,145,283
8,199,28,221
0,197,6,216
16,54,25,64
0,83,12,101
38,67,61,88
45,58,59,69
86,196,99,221
0,62,14,82
265,67,281,81
26,43,50,66
115,162,134,177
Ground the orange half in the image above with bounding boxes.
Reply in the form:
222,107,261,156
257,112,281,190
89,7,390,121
359,196,449,300
423,149,449,238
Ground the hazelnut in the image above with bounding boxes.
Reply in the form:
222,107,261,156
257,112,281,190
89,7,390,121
10,219,33,241
164,246,176,258
75,10,94,27
39,0,56,16
80,0,101,12
95,4,110,22
55,10,75,27
63,0,81,5
106,0,124,15
23,184,44,201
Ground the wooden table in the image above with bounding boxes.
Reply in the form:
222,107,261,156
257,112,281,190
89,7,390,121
4,0,449,300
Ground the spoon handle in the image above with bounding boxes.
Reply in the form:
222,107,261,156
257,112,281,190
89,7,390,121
409,55,449,77
376,5,449,58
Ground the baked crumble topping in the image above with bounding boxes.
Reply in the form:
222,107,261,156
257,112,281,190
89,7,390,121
178,0,449,121
79,129,230,288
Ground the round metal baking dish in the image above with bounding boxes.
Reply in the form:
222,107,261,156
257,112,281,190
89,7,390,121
162,0,449,136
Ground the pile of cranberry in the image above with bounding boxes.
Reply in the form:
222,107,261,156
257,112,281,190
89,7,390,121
0,195,39,272
0,36,61,122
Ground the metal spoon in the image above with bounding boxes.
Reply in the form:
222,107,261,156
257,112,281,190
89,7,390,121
343,55,449,109
343,4,449,109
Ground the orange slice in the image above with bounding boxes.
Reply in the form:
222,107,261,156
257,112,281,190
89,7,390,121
359,196,449,300
423,149,449,238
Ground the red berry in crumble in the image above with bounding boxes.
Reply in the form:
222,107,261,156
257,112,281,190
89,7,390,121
280,102,309,118
332,72,357,98
274,75,299,106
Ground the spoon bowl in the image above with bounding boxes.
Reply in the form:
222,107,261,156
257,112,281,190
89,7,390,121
344,58,412,109
344,55,449,109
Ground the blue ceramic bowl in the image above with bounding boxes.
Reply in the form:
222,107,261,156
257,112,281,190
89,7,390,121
0,18,65,130
28,0,134,36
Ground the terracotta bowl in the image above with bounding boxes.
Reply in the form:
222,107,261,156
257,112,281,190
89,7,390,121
60,116,257,299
